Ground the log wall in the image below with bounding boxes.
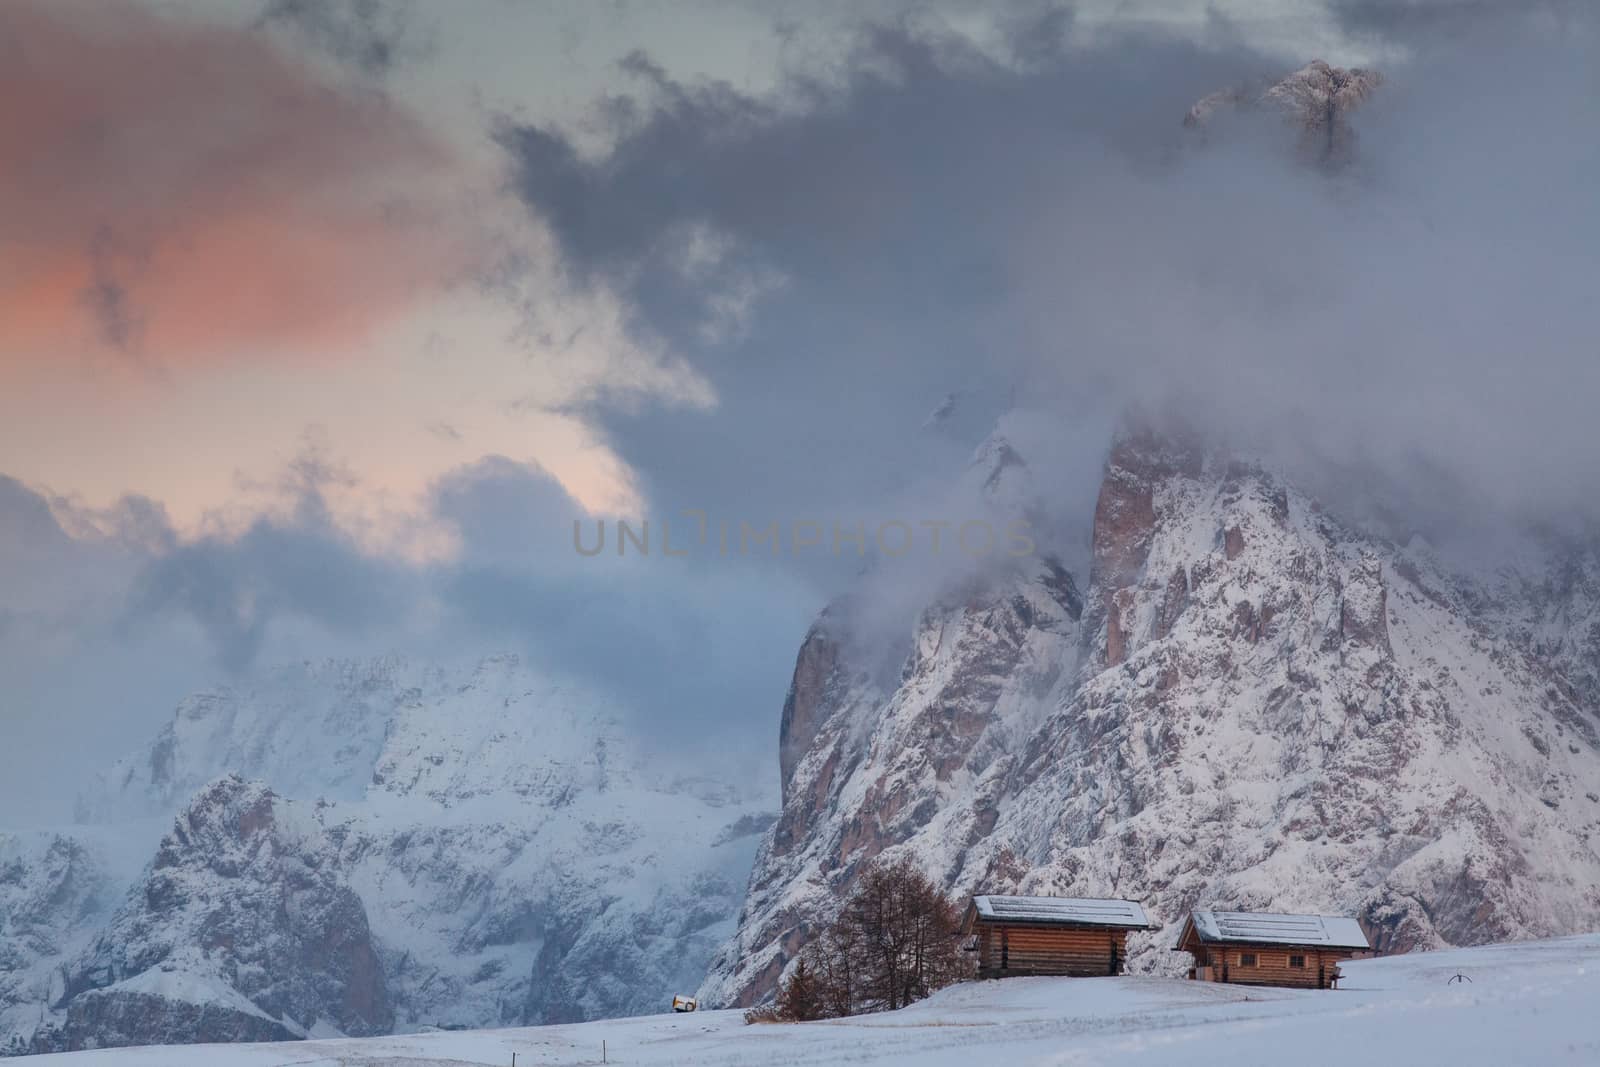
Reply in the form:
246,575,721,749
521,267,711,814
975,924,1130,978
1189,943,1360,989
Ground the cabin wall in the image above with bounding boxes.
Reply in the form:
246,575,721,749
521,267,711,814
1188,944,1360,989
975,924,1129,978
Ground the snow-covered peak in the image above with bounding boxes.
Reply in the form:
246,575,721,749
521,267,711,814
706,427,1600,1007
6,654,776,1052
1184,59,1383,166
1263,60,1383,122
36,775,392,1053
76,654,641,822
966,432,1032,514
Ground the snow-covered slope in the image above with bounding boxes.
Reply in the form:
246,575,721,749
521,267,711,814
19,934,1600,1066
74,659,405,824
0,828,154,1056
705,427,1600,1007
2,655,771,1053
1478,536,1600,724
37,776,390,1052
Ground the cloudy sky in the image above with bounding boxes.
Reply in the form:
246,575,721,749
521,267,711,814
3,0,1596,822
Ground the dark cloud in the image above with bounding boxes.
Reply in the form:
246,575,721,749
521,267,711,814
499,8,1600,555
125,520,409,674
497,20,1259,596
1329,0,1592,41
80,228,148,352
0,476,74,557
0,447,812,822
8,0,1600,826
428,457,816,754
256,0,429,76
0,479,206,824
108,435,415,673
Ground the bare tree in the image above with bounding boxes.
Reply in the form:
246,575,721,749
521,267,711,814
846,859,969,1010
813,913,862,1018
751,857,968,1022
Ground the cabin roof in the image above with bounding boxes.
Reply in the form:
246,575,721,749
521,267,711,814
1184,910,1370,950
968,895,1151,929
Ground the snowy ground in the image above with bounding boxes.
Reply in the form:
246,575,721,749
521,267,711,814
27,934,1600,1066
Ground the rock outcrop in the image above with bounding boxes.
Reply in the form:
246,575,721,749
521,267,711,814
1185,59,1383,166
3,656,772,1053
37,776,390,1052
703,427,1600,1007
0,831,128,1055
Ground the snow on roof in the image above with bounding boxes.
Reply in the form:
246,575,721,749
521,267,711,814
971,895,1150,928
1189,910,1370,949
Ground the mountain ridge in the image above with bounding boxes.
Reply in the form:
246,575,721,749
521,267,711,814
701,425,1600,1007
2,655,772,1054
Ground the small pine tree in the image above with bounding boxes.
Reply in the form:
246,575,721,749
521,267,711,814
775,955,823,1021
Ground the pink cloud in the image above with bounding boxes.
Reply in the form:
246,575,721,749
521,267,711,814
0,0,477,370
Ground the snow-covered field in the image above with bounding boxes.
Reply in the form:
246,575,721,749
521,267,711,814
25,934,1600,1065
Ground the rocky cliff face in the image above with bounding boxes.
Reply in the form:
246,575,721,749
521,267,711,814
314,657,769,1028
0,832,124,1055
35,776,389,1052
700,434,1087,1006
1,656,771,1053
702,428,1600,1006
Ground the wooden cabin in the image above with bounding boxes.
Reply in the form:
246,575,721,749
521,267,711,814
961,894,1151,978
1173,910,1371,989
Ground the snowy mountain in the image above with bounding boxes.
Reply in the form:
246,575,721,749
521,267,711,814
702,426,1600,1007
2,656,772,1053
18,934,1600,1066
8,426,1598,1051
0,830,142,1056
39,776,390,1052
